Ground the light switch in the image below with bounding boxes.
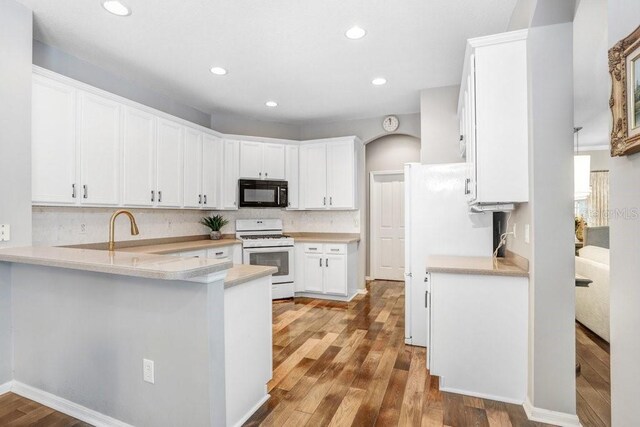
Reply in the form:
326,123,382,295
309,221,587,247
0,224,10,242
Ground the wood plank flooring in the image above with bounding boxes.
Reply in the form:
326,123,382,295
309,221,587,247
0,280,611,427
244,280,553,427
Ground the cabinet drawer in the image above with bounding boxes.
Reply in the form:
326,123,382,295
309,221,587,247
324,244,346,255
303,243,324,254
173,249,207,258
207,246,231,259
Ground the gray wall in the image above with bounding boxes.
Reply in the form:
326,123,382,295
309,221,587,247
527,21,576,415
582,149,610,171
33,41,212,128
211,112,301,140
420,85,461,164
300,113,420,143
608,0,640,424
365,134,421,275
0,0,33,385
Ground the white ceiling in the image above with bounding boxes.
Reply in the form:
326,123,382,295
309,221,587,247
573,0,609,149
18,0,517,124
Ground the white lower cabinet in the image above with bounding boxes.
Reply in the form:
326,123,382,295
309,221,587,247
167,243,241,264
295,242,357,299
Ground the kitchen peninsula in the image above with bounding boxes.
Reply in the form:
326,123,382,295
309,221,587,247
0,246,276,427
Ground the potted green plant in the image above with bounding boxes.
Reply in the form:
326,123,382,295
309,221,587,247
200,215,229,240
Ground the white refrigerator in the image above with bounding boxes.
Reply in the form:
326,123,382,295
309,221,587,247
404,163,493,350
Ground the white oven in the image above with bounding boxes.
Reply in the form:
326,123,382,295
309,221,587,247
243,245,294,289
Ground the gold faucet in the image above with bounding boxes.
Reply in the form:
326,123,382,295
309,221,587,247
108,209,139,251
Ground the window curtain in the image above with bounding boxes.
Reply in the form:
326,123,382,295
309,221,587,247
588,171,609,226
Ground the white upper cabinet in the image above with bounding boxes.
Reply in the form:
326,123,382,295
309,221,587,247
262,143,285,180
202,134,222,209
32,74,77,205
326,140,356,209
183,128,203,208
299,142,328,209
299,137,360,210
285,145,299,209
156,119,184,207
122,107,156,207
78,91,121,205
221,139,240,209
460,30,529,207
240,141,285,180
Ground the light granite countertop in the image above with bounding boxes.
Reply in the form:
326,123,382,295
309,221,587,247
426,255,529,277
117,238,241,255
224,264,278,288
0,246,232,281
288,232,361,243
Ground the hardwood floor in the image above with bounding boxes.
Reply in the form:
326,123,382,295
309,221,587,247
0,280,611,427
0,393,89,426
245,280,552,427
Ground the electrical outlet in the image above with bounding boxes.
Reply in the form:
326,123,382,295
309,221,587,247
0,224,10,242
525,224,530,244
512,223,517,239
80,223,87,234
143,359,155,384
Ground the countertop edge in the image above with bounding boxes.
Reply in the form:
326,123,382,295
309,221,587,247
427,266,529,278
224,266,278,289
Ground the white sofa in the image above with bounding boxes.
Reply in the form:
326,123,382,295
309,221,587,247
575,245,610,342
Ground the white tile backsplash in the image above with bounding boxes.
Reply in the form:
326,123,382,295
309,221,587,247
32,207,360,246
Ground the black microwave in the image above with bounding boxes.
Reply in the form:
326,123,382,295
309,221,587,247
239,179,288,208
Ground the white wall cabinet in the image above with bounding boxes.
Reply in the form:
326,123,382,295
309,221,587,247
240,141,285,180
459,30,529,208
32,74,77,205
221,140,240,209
156,119,184,207
285,145,299,209
299,137,360,210
295,242,357,300
202,134,222,209
122,107,156,207
184,131,222,209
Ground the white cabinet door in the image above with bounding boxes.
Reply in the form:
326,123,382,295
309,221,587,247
303,253,324,293
122,107,156,207
466,55,478,202
285,145,299,209
262,143,285,180
202,134,221,209
324,254,347,295
183,128,203,208
32,75,77,205
78,91,121,205
221,139,240,209
240,140,263,179
326,140,355,209
156,119,184,207
300,143,327,209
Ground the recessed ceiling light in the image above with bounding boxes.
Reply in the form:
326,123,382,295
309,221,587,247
345,26,366,40
265,101,278,108
372,77,387,86
210,67,228,75
102,0,131,16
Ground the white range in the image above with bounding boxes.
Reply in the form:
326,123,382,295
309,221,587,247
236,219,294,299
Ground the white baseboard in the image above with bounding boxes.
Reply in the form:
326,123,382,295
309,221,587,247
232,394,270,427
439,383,524,406
11,381,133,427
356,288,368,295
294,292,358,302
0,381,12,396
523,397,582,427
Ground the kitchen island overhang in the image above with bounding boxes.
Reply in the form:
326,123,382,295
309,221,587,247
0,247,276,427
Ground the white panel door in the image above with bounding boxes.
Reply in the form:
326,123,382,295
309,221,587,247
122,107,156,207
300,143,327,209
32,75,77,204
303,253,324,293
202,134,221,209
156,119,184,207
371,173,405,281
240,140,263,179
222,140,240,209
183,128,203,208
285,145,299,209
326,140,355,209
262,143,285,180
78,91,121,205
324,254,347,295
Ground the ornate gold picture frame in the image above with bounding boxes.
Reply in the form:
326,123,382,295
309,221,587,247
609,25,640,156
